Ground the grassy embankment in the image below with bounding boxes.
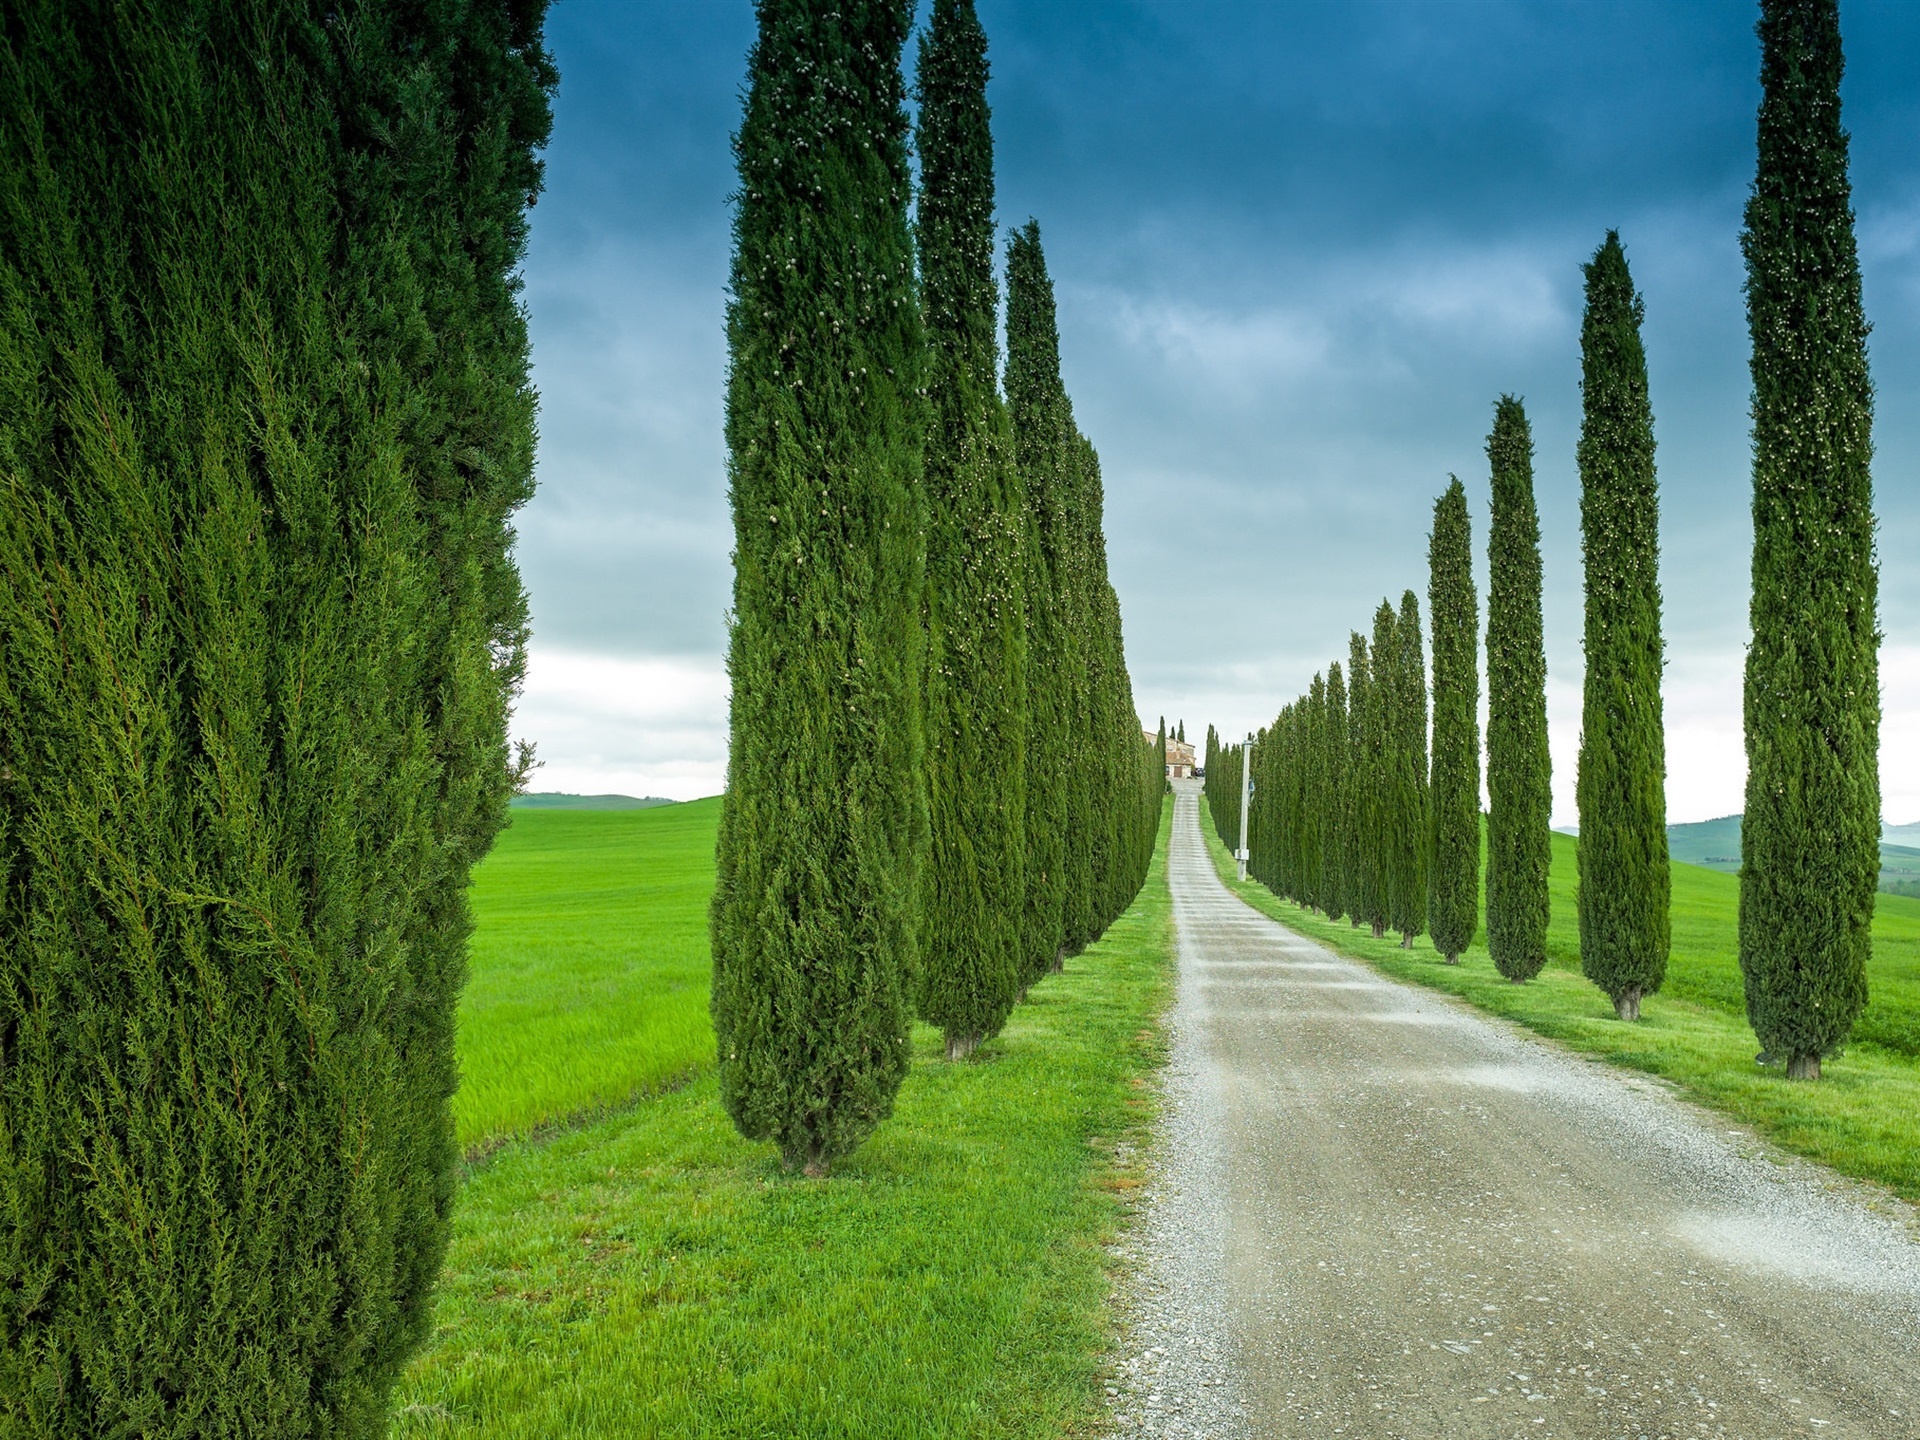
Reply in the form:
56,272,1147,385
394,797,1175,1437
1198,804,1920,1201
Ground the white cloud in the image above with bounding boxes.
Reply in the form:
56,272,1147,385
512,646,728,801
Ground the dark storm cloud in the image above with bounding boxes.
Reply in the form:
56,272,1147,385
514,1,1920,814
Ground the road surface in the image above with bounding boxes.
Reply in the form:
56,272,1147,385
1111,782,1920,1439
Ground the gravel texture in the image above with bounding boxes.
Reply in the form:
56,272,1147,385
1108,783,1920,1438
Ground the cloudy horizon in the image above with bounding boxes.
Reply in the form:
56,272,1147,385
510,0,1920,825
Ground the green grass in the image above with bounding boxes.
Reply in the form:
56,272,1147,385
395,799,1176,1437
454,800,723,1150
1200,804,1920,1201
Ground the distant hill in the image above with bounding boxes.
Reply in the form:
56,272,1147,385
511,792,674,811
1666,815,1744,872
1666,813,1920,890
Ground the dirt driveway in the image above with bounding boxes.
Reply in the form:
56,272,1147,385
1113,783,1920,1439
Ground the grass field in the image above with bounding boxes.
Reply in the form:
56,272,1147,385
396,798,1176,1437
454,801,723,1150
1200,805,1920,1201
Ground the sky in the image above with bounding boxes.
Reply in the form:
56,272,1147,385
509,0,1920,825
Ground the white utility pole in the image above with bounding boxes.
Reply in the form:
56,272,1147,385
1237,732,1253,882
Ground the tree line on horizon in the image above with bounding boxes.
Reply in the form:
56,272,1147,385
710,0,1164,1183
1206,0,1877,1084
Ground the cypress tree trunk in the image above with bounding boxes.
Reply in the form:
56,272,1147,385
0,2,552,1429
1739,0,1877,1080
915,0,1025,1059
1427,478,1482,963
1392,590,1430,947
1576,231,1670,1023
711,0,927,1176
1007,221,1072,983
1323,661,1350,922
1486,397,1552,982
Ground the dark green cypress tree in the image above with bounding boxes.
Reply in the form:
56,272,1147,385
1365,603,1399,938
1486,396,1552,982
914,0,1025,1060
1303,673,1329,910
0,2,553,1429
1427,477,1482,963
1323,661,1350,921
1390,589,1430,946
711,0,927,1176
1577,232,1670,1022
1007,221,1072,983
1739,0,1877,1080
1345,631,1378,931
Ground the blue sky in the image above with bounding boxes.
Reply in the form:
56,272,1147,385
510,0,1920,824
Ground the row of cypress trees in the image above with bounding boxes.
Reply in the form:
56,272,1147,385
1211,0,1880,1084
1204,274,1633,1000
1,1,556,1432
711,0,1162,1179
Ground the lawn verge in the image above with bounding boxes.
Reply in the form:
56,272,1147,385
395,798,1176,1438
1196,804,1920,1203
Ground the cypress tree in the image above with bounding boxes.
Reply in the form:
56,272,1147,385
914,0,1026,1060
0,2,553,1429
1577,232,1670,1022
1428,477,1482,963
711,0,927,1176
1346,631,1378,931
1364,603,1399,938
1390,589,1430,946
1303,673,1329,910
1739,0,1877,1080
1486,396,1552,982
1007,220,1071,983
1323,661,1350,922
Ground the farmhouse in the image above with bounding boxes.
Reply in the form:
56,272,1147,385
1157,733,1196,780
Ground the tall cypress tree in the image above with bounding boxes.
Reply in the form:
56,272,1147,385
1364,603,1399,938
1323,661,1350,922
1303,673,1329,911
1427,478,1481,963
0,2,553,1429
1577,232,1670,1022
1007,221,1072,984
914,0,1025,1060
1345,631,1378,932
1390,589,1430,947
711,0,926,1176
1739,0,1877,1080
1486,396,1552,982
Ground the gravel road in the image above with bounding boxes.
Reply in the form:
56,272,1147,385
1110,781,1920,1439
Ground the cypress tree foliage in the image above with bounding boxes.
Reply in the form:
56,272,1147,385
1576,232,1670,1023
1389,589,1430,946
914,0,1026,1061
1486,396,1552,982
1323,661,1350,922
1427,477,1482,963
711,0,927,1176
0,1,553,1430
1006,220,1073,983
1345,631,1378,931
1739,0,1877,1081
1177,719,1186,743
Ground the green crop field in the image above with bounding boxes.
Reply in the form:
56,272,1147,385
395,798,1176,1437
1202,806,1920,1201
